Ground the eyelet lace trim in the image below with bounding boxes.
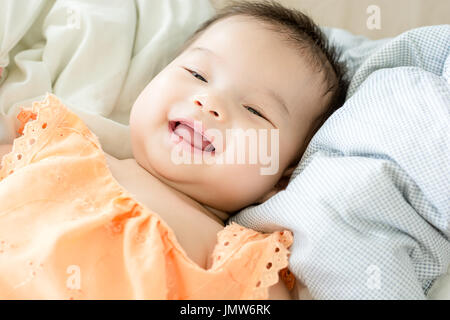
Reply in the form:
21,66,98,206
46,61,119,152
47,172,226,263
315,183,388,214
1,94,52,181
0,93,100,181
211,222,294,299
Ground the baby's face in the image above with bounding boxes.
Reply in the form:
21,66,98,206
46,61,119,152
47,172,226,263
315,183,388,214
130,15,329,212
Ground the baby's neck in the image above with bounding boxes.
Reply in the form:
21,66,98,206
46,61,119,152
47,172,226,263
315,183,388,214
105,153,228,226
172,191,228,226
201,204,229,225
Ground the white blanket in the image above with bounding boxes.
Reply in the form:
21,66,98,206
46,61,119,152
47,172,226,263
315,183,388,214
0,0,214,159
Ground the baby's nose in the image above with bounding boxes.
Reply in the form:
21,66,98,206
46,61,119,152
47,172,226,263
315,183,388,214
194,98,225,121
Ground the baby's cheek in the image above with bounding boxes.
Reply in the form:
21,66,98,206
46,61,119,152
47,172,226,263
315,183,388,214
129,111,149,164
220,163,276,201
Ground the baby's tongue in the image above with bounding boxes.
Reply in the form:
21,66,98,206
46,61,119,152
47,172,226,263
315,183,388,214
174,123,208,150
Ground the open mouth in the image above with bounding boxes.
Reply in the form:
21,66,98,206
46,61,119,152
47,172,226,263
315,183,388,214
169,120,215,153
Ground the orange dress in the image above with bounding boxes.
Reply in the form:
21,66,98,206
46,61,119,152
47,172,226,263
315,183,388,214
0,93,294,299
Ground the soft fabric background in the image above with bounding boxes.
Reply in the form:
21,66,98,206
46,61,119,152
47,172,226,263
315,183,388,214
212,0,450,39
0,0,215,158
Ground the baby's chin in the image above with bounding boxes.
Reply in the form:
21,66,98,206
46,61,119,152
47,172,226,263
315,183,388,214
194,180,267,213
150,165,252,210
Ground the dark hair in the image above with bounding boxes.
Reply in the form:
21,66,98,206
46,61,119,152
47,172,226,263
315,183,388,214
177,0,349,148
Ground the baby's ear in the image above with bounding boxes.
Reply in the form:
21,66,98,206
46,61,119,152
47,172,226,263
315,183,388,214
255,164,297,204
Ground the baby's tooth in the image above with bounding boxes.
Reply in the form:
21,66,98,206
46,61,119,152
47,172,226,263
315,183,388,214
204,144,215,152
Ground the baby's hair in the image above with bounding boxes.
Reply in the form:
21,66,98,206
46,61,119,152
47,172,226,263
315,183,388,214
177,0,349,143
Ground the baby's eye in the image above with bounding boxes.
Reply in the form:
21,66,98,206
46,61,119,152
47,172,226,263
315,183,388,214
185,68,207,83
245,106,264,118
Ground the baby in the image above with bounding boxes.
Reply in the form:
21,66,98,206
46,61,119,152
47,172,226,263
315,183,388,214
0,1,347,299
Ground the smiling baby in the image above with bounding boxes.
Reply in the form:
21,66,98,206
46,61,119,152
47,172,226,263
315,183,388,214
0,1,348,299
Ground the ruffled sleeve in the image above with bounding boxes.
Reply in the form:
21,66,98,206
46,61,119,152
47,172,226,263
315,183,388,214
0,92,103,181
210,222,294,299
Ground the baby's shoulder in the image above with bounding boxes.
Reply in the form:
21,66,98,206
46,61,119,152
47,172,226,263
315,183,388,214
103,152,224,269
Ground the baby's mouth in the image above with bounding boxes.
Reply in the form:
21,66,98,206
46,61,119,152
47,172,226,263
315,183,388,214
169,120,215,152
